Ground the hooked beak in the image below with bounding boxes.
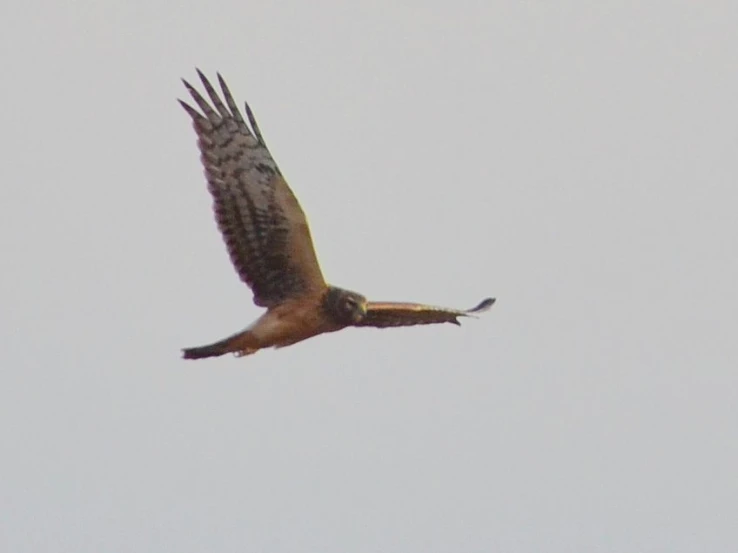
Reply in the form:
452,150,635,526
352,301,368,322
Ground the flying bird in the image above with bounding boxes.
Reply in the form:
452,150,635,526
179,70,494,359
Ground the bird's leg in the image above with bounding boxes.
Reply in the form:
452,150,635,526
234,347,259,357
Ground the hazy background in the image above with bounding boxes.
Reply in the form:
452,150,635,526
2,1,737,551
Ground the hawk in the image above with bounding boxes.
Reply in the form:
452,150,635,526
179,70,495,359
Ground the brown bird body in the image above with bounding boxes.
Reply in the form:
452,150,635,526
179,71,494,359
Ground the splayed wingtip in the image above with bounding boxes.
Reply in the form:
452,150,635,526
467,297,495,314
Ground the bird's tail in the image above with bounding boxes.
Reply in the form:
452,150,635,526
182,329,258,360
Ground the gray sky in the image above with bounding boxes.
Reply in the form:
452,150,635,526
2,1,737,551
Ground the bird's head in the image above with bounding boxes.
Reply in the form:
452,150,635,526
324,286,368,325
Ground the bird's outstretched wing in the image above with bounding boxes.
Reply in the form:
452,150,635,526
356,298,495,328
180,70,326,307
